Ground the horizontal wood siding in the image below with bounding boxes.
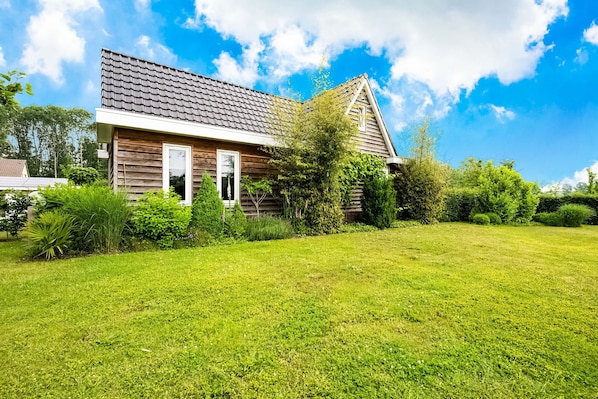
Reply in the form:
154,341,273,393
114,128,281,216
349,89,392,158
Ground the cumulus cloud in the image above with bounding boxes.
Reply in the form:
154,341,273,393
0,47,5,67
489,105,516,123
214,42,263,87
135,35,178,66
20,0,102,84
583,21,598,45
134,0,151,13
188,0,568,121
544,160,598,192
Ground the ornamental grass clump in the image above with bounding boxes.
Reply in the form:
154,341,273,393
557,204,595,227
246,217,294,241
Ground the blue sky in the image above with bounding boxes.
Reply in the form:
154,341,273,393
1,0,597,187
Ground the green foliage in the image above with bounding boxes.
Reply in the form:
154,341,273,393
339,152,386,205
24,211,73,259
245,217,295,241
66,166,100,186
361,174,397,229
442,188,477,222
0,190,31,236
36,183,131,253
224,201,247,240
557,204,596,227
537,194,598,225
267,70,357,235
533,212,564,226
395,119,449,224
486,212,502,225
241,176,273,217
472,213,491,225
191,173,224,238
471,161,539,224
0,70,32,108
133,189,191,249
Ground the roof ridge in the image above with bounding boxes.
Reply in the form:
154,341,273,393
101,48,298,104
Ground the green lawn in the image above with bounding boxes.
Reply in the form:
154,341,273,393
0,224,596,398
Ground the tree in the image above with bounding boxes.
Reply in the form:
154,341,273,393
267,70,357,234
1,70,32,148
471,160,539,224
191,173,224,238
394,119,449,223
5,105,93,177
241,176,272,217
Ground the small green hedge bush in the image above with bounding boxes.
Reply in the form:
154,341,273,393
537,194,598,225
442,188,477,222
191,173,224,238
133,189,191,248
66,166,100,186
558,204,596,227
361,174,397,229
486,212,502,225
246,217,294,241
533,212,564,226
472,213,490,225
224,201,247,240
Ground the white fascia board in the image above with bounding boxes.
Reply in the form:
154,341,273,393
95,108,277,147
386,156,404,165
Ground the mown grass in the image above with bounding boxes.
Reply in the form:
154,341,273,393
0,223,596,398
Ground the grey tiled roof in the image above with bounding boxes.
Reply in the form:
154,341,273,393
101,49,367,136
101,49,298,135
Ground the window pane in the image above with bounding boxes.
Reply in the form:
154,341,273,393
169,149,186,200
220,153,235,200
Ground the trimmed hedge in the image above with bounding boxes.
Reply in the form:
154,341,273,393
537,194,598,225
442,188,477,222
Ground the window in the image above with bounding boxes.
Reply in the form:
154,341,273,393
163,144,192,205
358,105,366,131
217,150,240,207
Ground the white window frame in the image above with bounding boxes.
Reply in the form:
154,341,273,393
163,143,192,205
216,149,241,208
358,105,366,131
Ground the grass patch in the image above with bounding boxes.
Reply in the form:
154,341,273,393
0,224,596,397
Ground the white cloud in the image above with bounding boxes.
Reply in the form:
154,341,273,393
574,48,589,64
20,0,102,84
214,42,263,87
134,0,151,13
544,161,598,192
188,0,568,125
135,35,178,66
583,21,598,45
0,47,5,67
489,105,516,122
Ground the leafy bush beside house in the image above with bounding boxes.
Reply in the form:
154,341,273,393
133,188,191,249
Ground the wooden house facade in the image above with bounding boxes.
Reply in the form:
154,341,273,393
96,49,401,218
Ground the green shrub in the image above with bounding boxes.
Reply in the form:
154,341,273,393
395,160,449,224
224,201,247,240
0,190,32,236
133,189,191,249
340,222,379,233
442,188,477,222
471,162,538,224
537,194,598,225
472,213,490,225
246,217,294,241
25,211,73,259
172,227,213,249
533,212,564,226
66,166,100,186
36,184,79,213
361,174,397,229
486,212,502,225
557,204,596,227
191,173,224,238
304,191,344,235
